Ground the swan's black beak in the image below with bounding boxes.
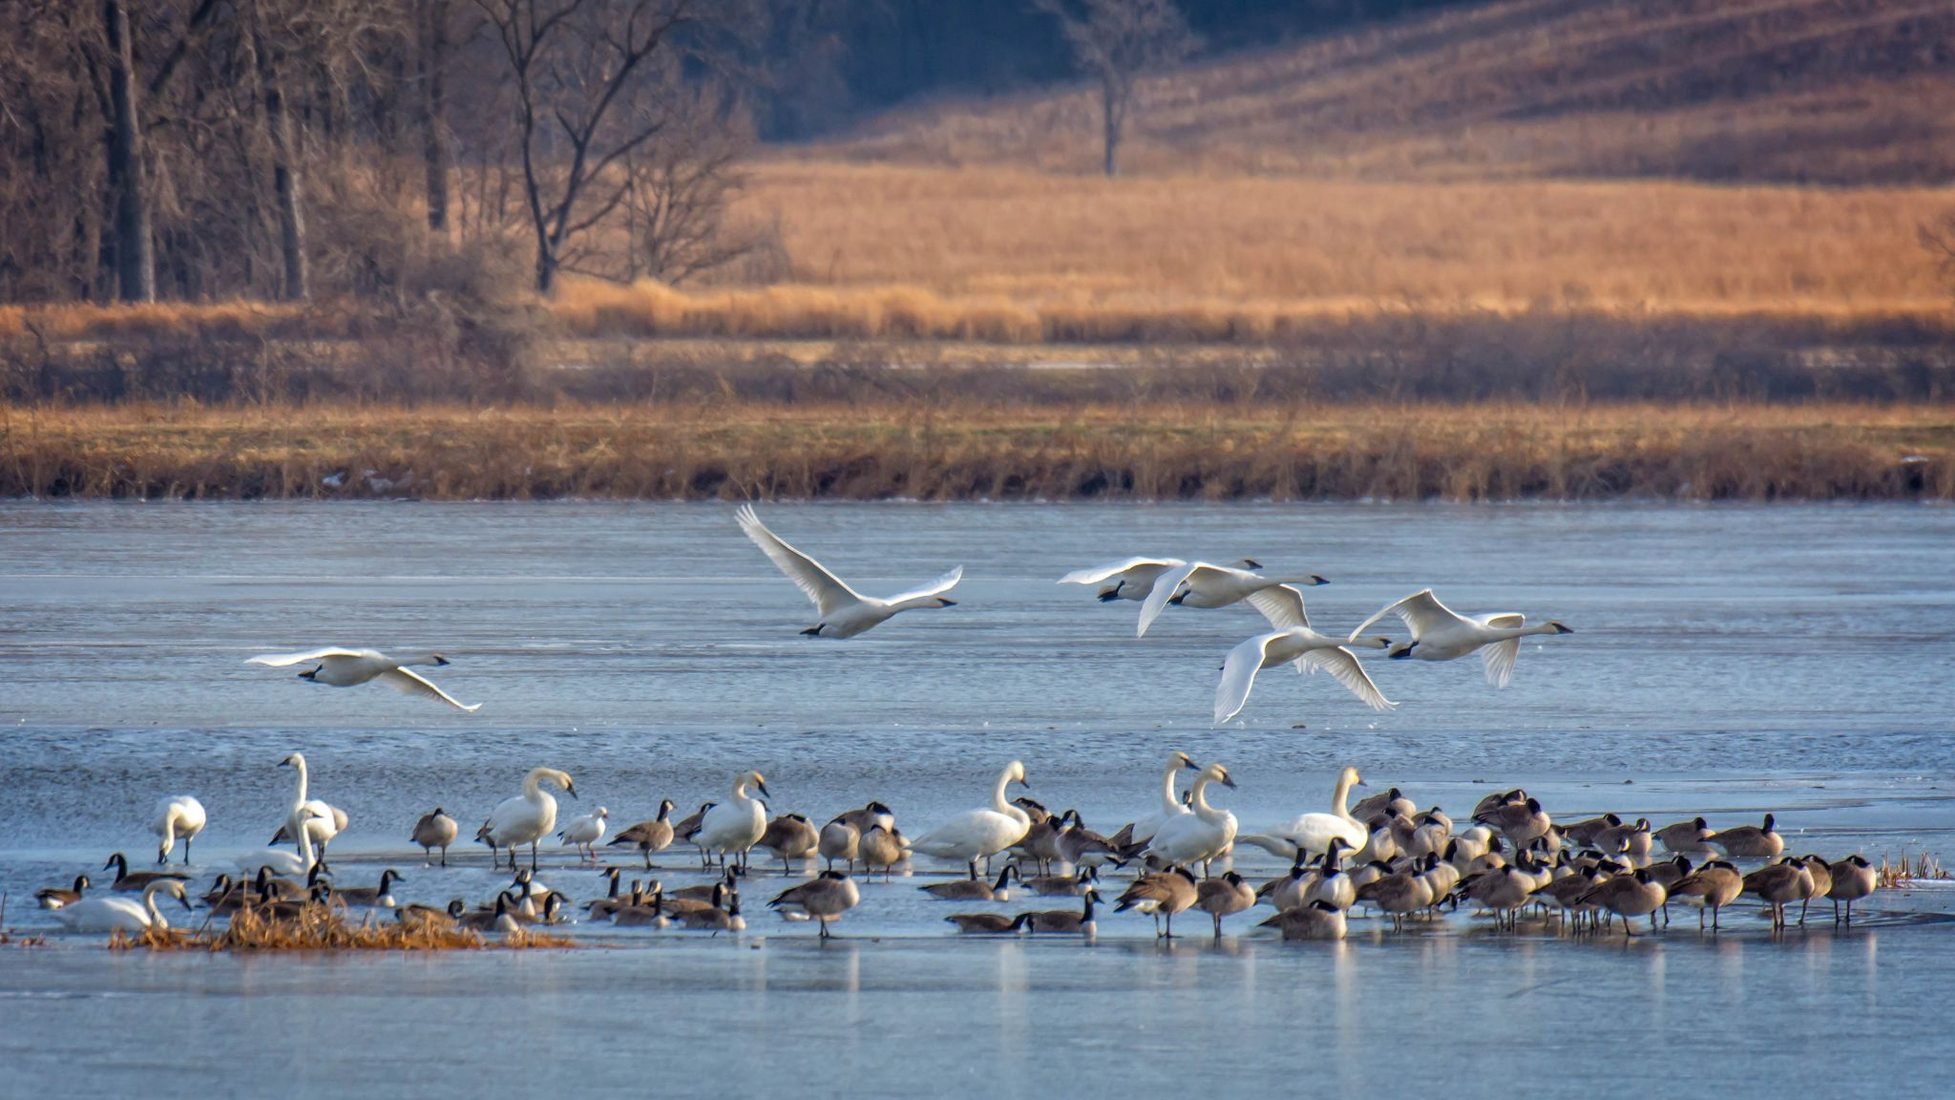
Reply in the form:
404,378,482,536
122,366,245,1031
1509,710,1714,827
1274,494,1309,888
433,654,451,666
1220,775,1238,790
938,598,956,607
567,783,579,800
1389,643,1416,659
800,625,824,636
1551,622,1573,634
298,667,320,681
1097,589,1120,603
1241,559,1262,570
757,781,771,799
1168,593,1186,606
1310,575,1329,585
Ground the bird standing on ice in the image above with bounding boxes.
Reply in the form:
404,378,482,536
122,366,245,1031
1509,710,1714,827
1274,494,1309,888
735,504,962,638
247,647,481,711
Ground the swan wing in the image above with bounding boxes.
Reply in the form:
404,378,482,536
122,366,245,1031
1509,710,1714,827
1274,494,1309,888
247,647,374,667
736,504,862,616
380,668,482,712
1245,584,1311,630
1058,557,1176,585
1352,589,1465,640
884,565,963,605
1136,561,1200,637
1299,647,1397,712
1214,633,1276,725
1476,614,1525,688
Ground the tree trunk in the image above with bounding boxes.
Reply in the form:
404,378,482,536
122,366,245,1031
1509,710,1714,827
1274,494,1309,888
1100,75,1121,178
417,0,452,233
251,8,308,301
103,0,154,302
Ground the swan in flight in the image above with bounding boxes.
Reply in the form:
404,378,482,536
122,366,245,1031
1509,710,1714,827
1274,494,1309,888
909,761,1032,879
151,795,206,865
736,504,961,638
1136,561,1330,637
484,767,577,871
1351,589,1572,687
247,648,480,711
52,879,192,934
1059,557,1262,603
1213,583,1394,722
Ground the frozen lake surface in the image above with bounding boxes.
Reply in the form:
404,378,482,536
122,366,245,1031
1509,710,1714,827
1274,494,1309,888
2,501,1952,1096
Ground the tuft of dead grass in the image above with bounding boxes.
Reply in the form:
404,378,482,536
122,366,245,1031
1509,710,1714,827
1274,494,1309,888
108,904,577,952
1879,851,1951,889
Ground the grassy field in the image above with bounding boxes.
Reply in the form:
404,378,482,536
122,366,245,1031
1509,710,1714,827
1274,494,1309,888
4,401,1947,502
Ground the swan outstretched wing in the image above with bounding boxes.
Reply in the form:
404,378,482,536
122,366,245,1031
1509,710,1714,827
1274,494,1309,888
1477,615,1525,688
1214,632,1276,724
885,566,963,605
1136,561,1201,637
247,647,372,667
1058,557,1176,585
1299,647,1397,712
380,668,482,712
736,504,862,616
1245,584,1311,630
1352,589,1466,641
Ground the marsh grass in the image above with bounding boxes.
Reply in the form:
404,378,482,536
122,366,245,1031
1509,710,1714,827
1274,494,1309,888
1879,852,1951,889
107,905,577,952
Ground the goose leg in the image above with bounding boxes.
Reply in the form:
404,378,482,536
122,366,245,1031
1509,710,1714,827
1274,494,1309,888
1212,912,1223,939
440,845,448,867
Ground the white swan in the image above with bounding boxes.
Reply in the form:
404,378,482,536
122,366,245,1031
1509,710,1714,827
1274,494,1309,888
558,807,609,862
1351,589,1572,687
1129,751,1201,845
1214,630,1395,724
1059,557,1261,603
247,647,481,711
238,806,326,877
52,879,191,934
909,761,1032,878
274,752,347,862
485,767,577,871
736,504,961,638
1136,561,1330,637
697,771,770,869
151,794,207,865
1238,766,1368,859
1145,762,1239,873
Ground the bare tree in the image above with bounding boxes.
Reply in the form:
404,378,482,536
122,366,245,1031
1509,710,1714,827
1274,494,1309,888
417,0,456,232
1032,0,1196,177
102,0,155,301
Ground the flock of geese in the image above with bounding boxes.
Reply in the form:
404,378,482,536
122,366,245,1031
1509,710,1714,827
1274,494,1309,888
244,505,1575,725
36,751,1880,943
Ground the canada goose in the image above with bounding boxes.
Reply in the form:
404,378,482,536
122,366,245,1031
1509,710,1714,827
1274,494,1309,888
1194,873,1256,937
910,761,1034,879
102,851,191,893
669,869,743,904
1402,814,1450,862
247,647,480,710
1562,813,1623,850
946,912,1034,934
673,801,716,859
484,767,577,871
1595,818,1653,864
1363,814,1406,865
1240,765,1368,860
1351,786,1411,822
1742,859,1811,929
584,869,628,917
921,864,1018,901
1577,869,1668,936
1637,855,1694,925
1056,816,1121,868
736,504,961,637
1128,751,1202,847
1715,814,1784,859
1115,865,1199,938
1826,854,1876,923
1059,557,1264,604
608,801,678,869
1145,763,1239,875
1352,589,1572,687
52,879,192,933
673,894,745,933
1541,865,1608,930
148,794,206,865
1356,859,1436,931
819,818,861,871
1026,888,1101,936
36,874,90,909
1654,816,1721,857
1025,866,1101,897
1012,810,1073,876
1669,860,1744,930
558,807,610,862
1137,561,1331,638
757,813,821,874
859,823,905,879
259,882,335,921
1260,899,1347,940
510,893,568,926
1458,862,1537,930
270,752,348,869
398,899,463,930
334,868,405,907
411,807,460,865
698,771,770,870
612,890,671,929
1474,797,1552,849
770,871,860,938
455,893,521,934
1304,841,1357,912
1795,855,1834,925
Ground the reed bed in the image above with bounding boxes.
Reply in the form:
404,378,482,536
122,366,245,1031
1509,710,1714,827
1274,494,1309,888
108,905,577,952
4,400,1948,502
1879,852,1951,888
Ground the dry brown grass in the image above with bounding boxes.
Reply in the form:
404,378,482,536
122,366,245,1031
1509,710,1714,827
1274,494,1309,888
108,904,577,952
5,399,1948,502
1879,851,1951,888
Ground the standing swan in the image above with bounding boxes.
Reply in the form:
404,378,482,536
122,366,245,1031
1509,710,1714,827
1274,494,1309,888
273,752,348,868
697,771,770,870
735,504,961,638
1129,752,1201,846
1238,766,1368,859
485,767,577,871
52,879,192,934
1351,589,1572,687
1145,763,1240,876
247,647,481,711
151,795,207,865
909,761,1033,879
1136,562,1330,638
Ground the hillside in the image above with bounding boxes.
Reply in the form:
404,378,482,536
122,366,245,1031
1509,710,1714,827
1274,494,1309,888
822,0,1955,184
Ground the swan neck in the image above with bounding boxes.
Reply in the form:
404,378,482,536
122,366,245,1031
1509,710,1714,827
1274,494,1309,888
1190,775,1216,819
992,769,1024,821
1332,774,1356,821
1159,762,1180,812
290,758,310,804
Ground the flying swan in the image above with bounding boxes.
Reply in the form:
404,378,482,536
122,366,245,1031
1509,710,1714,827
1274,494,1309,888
1351,589,1572,687
736,504,962,638
247,648,481,711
